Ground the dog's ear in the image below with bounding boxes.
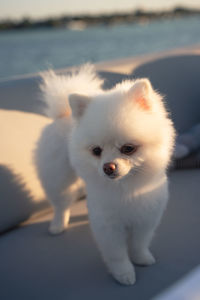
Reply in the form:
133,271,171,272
128,79,153,111
69,93,91,119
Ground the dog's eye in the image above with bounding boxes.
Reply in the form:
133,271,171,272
120,144,138,155
92,146,102,157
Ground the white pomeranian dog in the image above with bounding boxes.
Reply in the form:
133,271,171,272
35,64,175,285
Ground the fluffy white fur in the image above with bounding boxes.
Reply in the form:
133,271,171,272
35,65,175,286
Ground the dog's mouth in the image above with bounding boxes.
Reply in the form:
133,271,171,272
104,173,121,180
104,170,135,181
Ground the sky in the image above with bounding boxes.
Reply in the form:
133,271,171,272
0,0,200,20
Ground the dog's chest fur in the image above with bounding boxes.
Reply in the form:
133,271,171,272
86,174,168,227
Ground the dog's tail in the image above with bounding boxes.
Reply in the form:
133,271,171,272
40,64,104,119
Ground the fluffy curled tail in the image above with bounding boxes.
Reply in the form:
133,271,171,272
40,64,104,119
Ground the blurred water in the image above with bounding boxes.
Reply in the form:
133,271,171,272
0,16,200,79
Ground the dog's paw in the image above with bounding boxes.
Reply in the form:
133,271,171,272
49,222,66,235
108,259,136,286
48,218,68,235
113,269,136,286
131,249,156,266
49,209,70,235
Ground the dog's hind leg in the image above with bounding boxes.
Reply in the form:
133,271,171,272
47,176,84,235
35,121,85,234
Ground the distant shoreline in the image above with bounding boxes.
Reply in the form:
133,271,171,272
1,6,200,31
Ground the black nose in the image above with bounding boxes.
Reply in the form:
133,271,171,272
103,162,116,176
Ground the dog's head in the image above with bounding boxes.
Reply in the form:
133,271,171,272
68,79,175,182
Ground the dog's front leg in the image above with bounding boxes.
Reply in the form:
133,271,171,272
90,220,136,285
129,223,156,266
